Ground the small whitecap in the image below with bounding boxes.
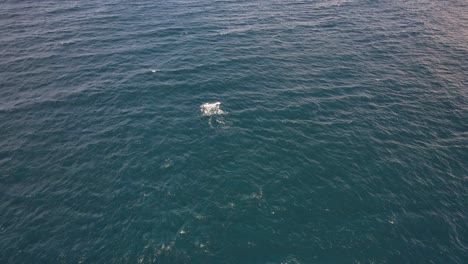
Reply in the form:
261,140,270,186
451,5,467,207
194,214,205,220
200,102,225,116
161,158,173,169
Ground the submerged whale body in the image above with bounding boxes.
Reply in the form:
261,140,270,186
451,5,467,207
200,102,224,116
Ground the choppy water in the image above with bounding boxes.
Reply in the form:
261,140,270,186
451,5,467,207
1,0,467,263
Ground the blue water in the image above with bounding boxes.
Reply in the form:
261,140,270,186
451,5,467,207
1,0,467,263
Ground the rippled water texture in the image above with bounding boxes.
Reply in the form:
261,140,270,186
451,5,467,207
1,0,467,263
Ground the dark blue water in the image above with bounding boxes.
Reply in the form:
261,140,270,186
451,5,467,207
1,0,467,263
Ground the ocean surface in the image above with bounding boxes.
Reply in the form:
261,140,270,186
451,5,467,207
1,0,467,263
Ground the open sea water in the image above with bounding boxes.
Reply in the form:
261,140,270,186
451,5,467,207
1,0,467,263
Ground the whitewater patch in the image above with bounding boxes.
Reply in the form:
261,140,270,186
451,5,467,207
200,102,225,116
200,102,230,128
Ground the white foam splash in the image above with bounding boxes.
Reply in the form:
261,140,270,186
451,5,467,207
200,102,224,116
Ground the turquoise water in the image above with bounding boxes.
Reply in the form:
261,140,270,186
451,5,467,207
1,0,467,263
